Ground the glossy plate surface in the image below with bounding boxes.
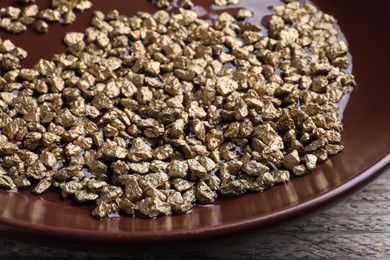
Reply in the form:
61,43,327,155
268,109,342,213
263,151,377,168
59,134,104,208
0,0,389,252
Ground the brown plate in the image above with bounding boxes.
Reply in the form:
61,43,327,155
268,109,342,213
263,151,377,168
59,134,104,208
0,0,389,253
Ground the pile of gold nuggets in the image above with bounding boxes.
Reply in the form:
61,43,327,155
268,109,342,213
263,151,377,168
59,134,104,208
0,0,355,218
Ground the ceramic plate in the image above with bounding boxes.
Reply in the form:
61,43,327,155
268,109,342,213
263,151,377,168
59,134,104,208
0,0,389,252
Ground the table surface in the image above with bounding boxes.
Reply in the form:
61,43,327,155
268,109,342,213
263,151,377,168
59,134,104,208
0,167,389,259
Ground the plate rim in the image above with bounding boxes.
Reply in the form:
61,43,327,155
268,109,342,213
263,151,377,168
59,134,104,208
0,153,388,245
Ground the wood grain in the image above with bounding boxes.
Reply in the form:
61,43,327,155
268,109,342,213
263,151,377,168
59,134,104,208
1,168,389,259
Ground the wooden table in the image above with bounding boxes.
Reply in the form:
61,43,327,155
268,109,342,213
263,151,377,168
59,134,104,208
1,167,389,259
